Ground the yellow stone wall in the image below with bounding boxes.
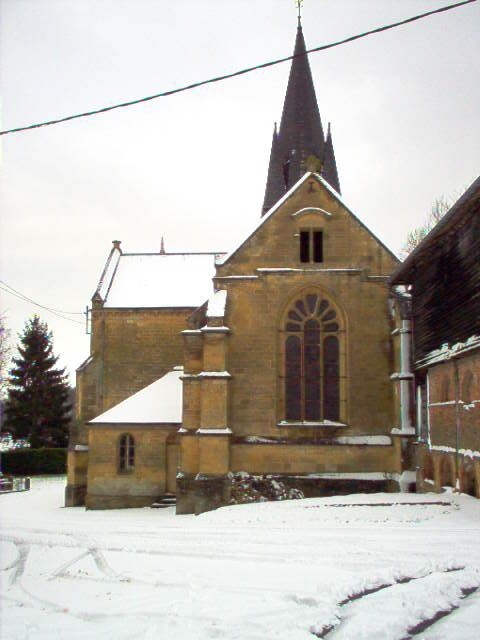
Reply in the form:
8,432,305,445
231,441,400,474
217,178,397,276
198,435,231,475
78,307,192,423
67,449,88,486
214,176,398,437
86,425,176,509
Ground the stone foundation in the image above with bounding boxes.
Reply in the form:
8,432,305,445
176,473,231,515
85,494,156,510
176,473,197,514
194,474,231,515
65,484,87,507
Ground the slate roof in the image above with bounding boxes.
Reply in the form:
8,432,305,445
262,22,340,215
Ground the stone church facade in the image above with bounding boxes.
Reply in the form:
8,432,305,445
66,22,415,512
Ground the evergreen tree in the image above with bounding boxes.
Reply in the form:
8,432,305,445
4,316,71,448
0,314,10,397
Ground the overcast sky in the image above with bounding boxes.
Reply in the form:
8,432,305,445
1,0,479,384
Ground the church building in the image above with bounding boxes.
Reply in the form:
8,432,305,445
66,21,415,512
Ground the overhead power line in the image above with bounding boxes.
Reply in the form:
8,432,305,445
0,281,84,325
0,0,476,136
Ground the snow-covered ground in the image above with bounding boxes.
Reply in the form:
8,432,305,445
2,477,480,640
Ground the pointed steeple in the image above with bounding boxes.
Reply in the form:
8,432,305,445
262,21,340,215
262,123,285,215
321,123,341,194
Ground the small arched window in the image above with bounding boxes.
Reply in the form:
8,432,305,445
462,371,474,404
119,434,135,473
284,292,341,422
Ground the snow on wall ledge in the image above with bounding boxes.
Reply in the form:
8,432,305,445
418,335,480,368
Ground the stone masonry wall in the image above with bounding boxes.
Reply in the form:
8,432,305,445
79,307,192,422
215,177,398,438
86,425,177,509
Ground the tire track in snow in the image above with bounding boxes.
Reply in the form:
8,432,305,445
401,585,480,639
1,531,312,565
311,566,467,639
4,541,30,586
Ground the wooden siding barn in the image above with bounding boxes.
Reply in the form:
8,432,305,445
391,175,480,497
391,176,480,361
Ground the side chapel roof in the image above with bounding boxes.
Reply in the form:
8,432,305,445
93,244,221,308
89,367,183,424
262,20,341,215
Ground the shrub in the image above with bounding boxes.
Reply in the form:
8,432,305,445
0,448,67,475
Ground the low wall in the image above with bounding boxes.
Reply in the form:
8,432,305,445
231,442,400,475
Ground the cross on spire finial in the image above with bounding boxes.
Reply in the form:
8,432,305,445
295,0,304,25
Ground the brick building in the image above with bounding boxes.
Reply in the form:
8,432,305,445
67,22,413,511
390,176,480,497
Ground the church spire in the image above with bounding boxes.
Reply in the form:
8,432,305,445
262,19,340,215
321,122,341,194
262,123,285,216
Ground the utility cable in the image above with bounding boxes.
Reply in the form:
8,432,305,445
0,0,476,136
0,282,84,325
0,280,83,314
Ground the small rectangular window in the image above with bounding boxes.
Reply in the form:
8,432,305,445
299,230,323,263
313,231,323,262
300,231,310,263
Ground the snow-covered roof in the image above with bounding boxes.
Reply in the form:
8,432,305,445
89,367,183,424
96,245,121,301
206,289,227,318
99,253,220,308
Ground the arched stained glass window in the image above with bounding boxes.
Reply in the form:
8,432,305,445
285,336,301,420
323,336,340,421
304,319,321,420
283,293,341,422
119,434,135,473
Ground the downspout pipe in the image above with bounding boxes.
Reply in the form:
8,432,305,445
453,358,461,489
399,318,414,433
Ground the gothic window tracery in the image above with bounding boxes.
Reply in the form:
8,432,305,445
283,292,341,422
